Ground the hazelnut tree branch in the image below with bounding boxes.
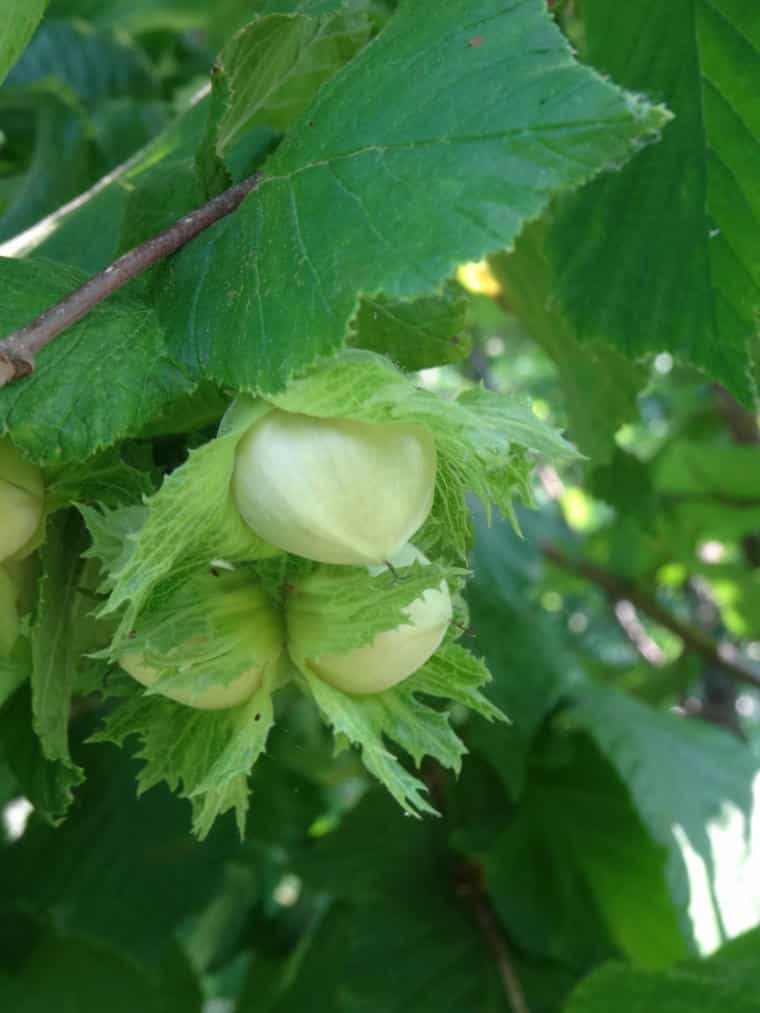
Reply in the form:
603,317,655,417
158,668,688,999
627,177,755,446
0,173,261,387
542,544,760,691
422,762,532,1013
457,863,532,1013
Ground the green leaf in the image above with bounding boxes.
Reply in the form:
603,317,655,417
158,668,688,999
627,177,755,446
653,440,760,502
269,790,508,1013
296,787,434,903
0,92,94,245
486,735,687,970
299,641,504,817
89,97,169,172
0,740,241,965
252,0,352,14
408,642,505,724
589,447,658,523
29,513,90,786
491,224,646,465
0,685,83,823
6,19,157,108
49,0,251,43
47,447,155,509
155,942,204,1013
117,157,203,255
564,925,760,1013
572,684,760,953
159,0,667,391
452,385,579,463
565,966,760,1013
199,10,371,191
135,381,230,437
0,930,200,1013
81,504,147,584
706,568,760,639
548,0,760,403
351,284,470,370
0,257,193,465
0,1,46,87
92,671,277,838
0,21,160,241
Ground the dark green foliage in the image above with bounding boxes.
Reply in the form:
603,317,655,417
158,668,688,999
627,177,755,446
1,1,760,1009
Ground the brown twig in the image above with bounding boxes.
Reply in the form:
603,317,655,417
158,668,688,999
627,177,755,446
457,865,531,1013
542,543,760,691
422,762,531,1013
714,385,760,448
0,173,261,387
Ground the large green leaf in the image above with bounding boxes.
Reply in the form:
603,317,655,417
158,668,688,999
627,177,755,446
0,257,193,464
0,1,46,86
549,0,760,402
572,684,760,953
564,925,760,1013
6,19,157,108
262,791,508,1013
0,931,202,1013
485,736,687,970
0,741,241,964
158,0,667,391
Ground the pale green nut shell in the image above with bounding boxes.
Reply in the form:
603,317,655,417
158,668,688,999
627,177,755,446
0,564,20,658
0,438,44,563
232,410,436,566
119,585,285,710
119,650,267,710
288,544,452,695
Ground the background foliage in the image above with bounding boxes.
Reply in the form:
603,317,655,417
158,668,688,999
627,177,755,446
1,1,760,1011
